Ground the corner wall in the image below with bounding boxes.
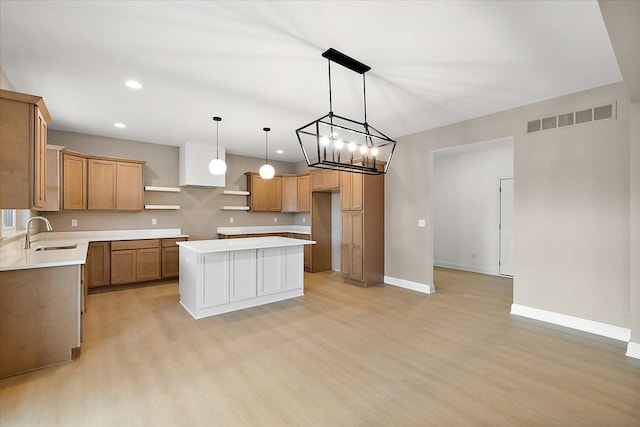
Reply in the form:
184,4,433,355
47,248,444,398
386,82,631,334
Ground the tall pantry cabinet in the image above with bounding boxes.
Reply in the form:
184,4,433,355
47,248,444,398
0,89,51,209
340,172,384,287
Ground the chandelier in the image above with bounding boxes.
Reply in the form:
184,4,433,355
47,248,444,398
296,48,396,175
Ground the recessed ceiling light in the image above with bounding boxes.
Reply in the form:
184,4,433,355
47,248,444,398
125,80,142,89
276,150,284,154
114,122,127,128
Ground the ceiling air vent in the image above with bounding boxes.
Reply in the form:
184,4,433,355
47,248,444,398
527,120,541,133
558,112,574,127
594,104,613,121
542,116,557,130
526,101,616,134
575,108,592,124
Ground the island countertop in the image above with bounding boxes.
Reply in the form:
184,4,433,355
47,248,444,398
178,236,315,254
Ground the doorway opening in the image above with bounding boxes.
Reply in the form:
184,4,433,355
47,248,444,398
431,137,514,277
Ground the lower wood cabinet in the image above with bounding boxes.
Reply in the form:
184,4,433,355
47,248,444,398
85,237,186,290
86,242,111,288
161,238,187,278
111,240,161,285
341,211,363,281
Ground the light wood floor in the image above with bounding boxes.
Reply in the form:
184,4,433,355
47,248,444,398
1,268,639,426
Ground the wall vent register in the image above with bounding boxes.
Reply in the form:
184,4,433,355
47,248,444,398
527,101,616,134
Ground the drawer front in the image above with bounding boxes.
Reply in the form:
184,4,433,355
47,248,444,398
111,239,160,251
162,238,187,248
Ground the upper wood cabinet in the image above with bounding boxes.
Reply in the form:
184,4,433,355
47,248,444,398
62,152,87,210
0,89,52,209
311,169,340,191
88,159,144,210
88,158,116,210
281,175,298,212
340,172,363,211
246,173,282,212
297,174,310,213
116,161,143,210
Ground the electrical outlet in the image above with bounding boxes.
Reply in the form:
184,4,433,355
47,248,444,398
418,219,426,227
229,217,234,224
152,218,157,225
274,217,278,223
71,219,77,227
303,217,306,223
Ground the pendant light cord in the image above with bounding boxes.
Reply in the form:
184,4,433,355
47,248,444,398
263,127,270,164
216,120,220,158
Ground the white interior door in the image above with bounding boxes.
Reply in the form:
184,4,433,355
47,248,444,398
499,179,514,276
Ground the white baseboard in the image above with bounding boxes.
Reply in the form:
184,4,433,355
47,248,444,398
626,342,640,359
434,261,498,276
510,304,631,342
384,276,435,294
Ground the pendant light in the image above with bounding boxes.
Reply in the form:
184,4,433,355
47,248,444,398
208,116,227,175
296,48,396,175
259,127,275,179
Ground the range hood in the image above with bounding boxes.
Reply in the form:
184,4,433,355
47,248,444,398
179,142,225,187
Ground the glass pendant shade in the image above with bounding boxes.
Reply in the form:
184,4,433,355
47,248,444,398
210,116,227,176
208,158,227,175
259,163,275,179
259,127,275,179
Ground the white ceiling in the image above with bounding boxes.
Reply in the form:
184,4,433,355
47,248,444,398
0,1,621,162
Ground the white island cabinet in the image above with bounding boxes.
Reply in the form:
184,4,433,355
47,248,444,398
177,237,315,319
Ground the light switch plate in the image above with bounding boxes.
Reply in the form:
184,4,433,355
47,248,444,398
418,219,426,228
152,218,157,225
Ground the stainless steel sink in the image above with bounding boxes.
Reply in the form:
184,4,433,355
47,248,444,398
34,244,78,251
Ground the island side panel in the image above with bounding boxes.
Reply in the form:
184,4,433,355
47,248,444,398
284,246,304,291
178,246,200,318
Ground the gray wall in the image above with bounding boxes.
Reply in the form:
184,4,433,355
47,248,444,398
386,82,632,329
631,101,640,342
44,130,298,240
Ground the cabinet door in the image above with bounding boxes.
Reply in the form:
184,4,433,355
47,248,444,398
341,211,364,281
62,153,87,210
137,247,161,282
161,246,180,278
257,247,284,296
111,250,137,284
230,249,257,301
87,242,111,288
88,159,116,210
249,174,268,211
283,246,304,291
281,175,298,212
311,170,323,190
33,107,47,208
117,162,143,210
340,172,363,211
324,170,340,189
267,176,282,211
297,174,310,212
203,252,230,307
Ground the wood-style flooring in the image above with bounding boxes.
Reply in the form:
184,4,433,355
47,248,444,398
1,268,639,426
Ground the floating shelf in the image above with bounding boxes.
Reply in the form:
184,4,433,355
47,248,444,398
223,190,250,196
144,186,181,192
145,204,181,210
222,206,250,211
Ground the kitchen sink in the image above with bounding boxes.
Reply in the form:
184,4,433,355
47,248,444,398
34,244,78,251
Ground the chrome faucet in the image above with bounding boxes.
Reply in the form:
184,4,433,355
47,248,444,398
25,216,53,249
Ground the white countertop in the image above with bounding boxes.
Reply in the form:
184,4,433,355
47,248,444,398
0,228,187,271
216,225,311,235
178,236,315,253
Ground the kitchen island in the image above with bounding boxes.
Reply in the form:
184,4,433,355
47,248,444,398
177,237,315,319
